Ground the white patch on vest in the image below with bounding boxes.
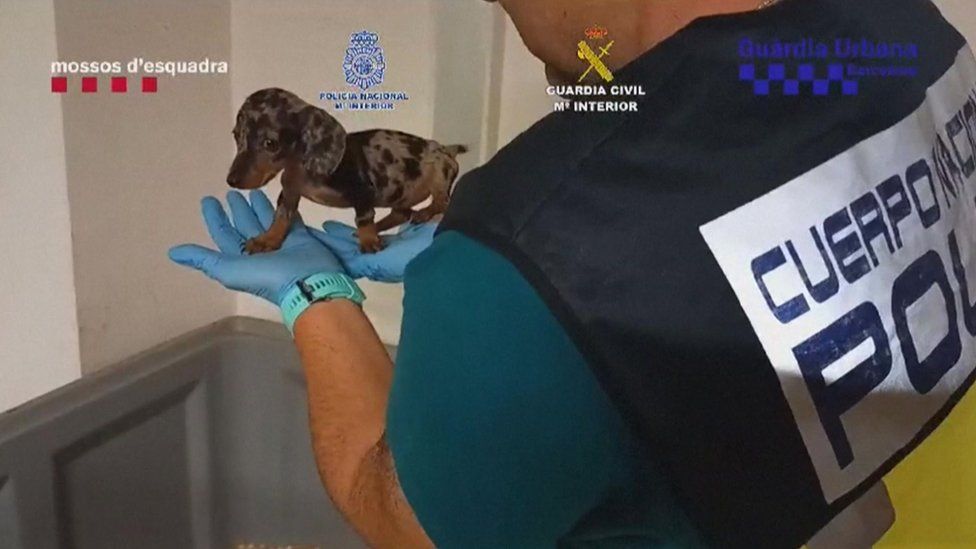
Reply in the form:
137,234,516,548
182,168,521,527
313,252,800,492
701,46,976,503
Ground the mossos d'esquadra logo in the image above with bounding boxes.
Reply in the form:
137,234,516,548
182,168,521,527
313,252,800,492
320,30,409,112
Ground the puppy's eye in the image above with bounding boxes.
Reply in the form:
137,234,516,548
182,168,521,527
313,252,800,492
263,138,279,151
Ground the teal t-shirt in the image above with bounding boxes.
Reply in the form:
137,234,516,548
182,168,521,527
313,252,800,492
387,231,708,548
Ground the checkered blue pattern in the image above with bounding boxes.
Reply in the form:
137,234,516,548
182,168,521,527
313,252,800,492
739,63,859,96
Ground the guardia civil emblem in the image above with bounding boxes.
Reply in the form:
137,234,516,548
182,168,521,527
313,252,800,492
343,31,386,91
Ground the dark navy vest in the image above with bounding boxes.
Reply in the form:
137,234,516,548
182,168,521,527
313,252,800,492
441,0,975,546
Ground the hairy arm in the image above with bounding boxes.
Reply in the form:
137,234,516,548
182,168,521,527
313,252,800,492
293,299,433,549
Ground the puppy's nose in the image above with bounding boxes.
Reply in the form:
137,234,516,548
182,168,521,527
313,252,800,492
226,173,242,187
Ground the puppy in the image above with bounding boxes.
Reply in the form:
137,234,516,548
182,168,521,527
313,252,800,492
227,88,468,253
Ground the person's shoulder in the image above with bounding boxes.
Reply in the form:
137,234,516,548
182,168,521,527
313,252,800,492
403,229,507,288
403,229,544,322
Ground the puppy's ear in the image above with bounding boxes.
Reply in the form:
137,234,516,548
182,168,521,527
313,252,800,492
300,107,346,181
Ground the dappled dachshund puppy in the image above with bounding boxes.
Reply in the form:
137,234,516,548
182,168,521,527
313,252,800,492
227,88,468,253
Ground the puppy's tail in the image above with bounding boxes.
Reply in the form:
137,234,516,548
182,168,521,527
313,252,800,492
439,144,469,157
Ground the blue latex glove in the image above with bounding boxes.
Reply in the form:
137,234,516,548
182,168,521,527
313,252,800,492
317,220,437,283
168,190,345,305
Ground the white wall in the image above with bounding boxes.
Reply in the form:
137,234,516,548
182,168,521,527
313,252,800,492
0,0,82,410
54,0,235,373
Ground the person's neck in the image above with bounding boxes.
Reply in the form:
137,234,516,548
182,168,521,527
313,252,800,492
627,0,768,65
555,0,774,85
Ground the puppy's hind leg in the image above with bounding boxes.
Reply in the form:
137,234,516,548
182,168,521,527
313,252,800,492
245,191,299,254
375,208,413,233
411,156,458,224
410,191,449,224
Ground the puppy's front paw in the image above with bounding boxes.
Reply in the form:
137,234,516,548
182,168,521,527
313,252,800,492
245,235,283,254
357,232,384,254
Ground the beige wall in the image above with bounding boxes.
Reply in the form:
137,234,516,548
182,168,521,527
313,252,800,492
0,0,83,410
54,0,235,373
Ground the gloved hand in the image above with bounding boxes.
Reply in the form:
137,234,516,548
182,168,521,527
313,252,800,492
168,190,344,305
316,220,437,283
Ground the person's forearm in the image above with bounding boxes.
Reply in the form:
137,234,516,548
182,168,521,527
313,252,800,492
293,299,431,548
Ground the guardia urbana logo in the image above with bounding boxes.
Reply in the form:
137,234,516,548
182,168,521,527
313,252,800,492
320,30,410,112
737,37,920,96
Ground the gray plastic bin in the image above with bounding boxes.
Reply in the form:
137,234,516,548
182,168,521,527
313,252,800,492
0,317,368,549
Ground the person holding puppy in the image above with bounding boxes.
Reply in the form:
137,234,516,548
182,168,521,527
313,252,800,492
171,0,976,546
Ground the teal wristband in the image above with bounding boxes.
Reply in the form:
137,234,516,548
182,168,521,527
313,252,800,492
279,272,366,334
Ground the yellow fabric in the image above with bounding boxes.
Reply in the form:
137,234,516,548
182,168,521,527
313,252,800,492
878,388,976,548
